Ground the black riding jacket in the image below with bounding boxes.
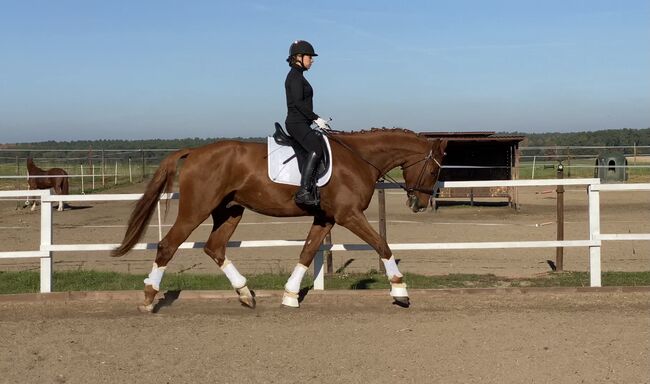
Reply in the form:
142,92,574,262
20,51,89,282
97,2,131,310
285,65,319,124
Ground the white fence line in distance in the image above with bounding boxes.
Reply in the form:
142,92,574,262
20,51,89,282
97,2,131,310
2,178,650,293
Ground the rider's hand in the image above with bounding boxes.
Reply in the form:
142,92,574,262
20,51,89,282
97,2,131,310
314,117,330,130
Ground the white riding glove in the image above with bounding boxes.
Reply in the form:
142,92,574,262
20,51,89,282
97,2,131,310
313,117,330,130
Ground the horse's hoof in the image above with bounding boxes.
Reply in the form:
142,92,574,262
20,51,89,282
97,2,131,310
281,291,300,308
392,297,410,308
236,286,256,309
137,303,154,313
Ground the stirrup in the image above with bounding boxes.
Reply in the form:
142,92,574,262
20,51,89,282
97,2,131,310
295,188,319,206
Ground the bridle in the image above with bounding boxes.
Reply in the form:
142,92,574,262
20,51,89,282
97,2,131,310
402,149,443,196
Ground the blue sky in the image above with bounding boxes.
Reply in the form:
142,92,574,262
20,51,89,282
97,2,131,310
1,0,649,142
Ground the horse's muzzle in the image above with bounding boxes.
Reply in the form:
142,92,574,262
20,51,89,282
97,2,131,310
407,194,427,213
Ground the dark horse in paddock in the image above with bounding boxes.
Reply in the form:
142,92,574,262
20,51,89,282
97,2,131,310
112,128,447,311
26,157,69,212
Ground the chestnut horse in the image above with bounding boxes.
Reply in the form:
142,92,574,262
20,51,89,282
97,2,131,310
112,128,447,311
26,157,69,212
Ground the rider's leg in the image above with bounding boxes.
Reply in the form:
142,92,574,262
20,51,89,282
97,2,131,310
286,123,323,206
295,151,320,205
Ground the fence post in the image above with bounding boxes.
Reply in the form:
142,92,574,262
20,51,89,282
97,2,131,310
588,185,602,287
80,164,84,194
15,155,20,189
114,161,118,185
556,163,564,271
128,157,132,183
324,232,333,274
313,251,324,290
101,149,105,187
378,187,387,273
40,190,53,293
157,201,163,240
531,156,536,179
141,149,146,180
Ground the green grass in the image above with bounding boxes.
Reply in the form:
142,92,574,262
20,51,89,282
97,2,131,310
1,270,648,294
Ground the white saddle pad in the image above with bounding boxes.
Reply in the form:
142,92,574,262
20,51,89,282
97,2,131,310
267,136,333,187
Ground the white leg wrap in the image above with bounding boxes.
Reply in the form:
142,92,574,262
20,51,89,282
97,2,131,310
390,282,409,298
285,264,308,294
382,256,403,279
143,263,166,291
221,259,247,289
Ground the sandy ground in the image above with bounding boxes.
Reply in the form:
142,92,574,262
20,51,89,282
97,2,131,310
1,181,649,384
0,290,648,384
0,182,648,277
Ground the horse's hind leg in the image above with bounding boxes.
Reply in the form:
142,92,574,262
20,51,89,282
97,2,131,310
140,205,212,312
202,204,255,308
337,211,410,307
282,217,333,308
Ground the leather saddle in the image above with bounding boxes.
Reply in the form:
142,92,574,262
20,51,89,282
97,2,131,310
273,122,330,179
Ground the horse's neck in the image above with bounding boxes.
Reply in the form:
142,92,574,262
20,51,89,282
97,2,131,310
338,133,426,175
27,159,43,175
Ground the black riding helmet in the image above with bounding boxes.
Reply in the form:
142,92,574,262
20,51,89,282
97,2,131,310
289,40,318,57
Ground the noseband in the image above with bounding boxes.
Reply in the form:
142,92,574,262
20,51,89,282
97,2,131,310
403,149,443,196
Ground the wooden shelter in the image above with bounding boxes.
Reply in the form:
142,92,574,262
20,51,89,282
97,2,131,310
421,131,526,208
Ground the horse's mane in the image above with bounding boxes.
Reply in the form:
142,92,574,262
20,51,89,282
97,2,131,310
330,127,421,137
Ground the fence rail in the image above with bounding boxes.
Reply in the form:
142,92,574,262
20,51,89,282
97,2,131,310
2,179,650,293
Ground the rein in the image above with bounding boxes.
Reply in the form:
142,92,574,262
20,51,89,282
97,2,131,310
321,129,440,195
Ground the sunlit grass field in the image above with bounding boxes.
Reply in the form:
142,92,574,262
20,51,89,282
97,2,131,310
1,270,648,294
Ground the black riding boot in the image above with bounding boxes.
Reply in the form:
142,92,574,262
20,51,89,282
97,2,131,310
295,151,320,207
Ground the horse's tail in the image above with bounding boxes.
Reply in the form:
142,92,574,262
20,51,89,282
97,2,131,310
111,148,191,257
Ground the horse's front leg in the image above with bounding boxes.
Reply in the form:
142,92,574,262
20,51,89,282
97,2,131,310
26,184,37,211
283,218,333,308
337,211,410,307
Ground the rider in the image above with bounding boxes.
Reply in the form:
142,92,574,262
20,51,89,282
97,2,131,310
285,40,329,207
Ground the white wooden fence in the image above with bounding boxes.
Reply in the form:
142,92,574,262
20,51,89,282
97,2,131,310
1,178,649,293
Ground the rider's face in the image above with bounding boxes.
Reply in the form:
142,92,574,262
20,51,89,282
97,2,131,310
298,54,313,69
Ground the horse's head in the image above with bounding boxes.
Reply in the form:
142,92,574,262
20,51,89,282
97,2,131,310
401,139,447,212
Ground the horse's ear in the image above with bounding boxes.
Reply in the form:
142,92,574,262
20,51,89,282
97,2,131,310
438,139,448,153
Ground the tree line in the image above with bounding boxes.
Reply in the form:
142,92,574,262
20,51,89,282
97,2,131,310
509,127,650,147
2,127,649,157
